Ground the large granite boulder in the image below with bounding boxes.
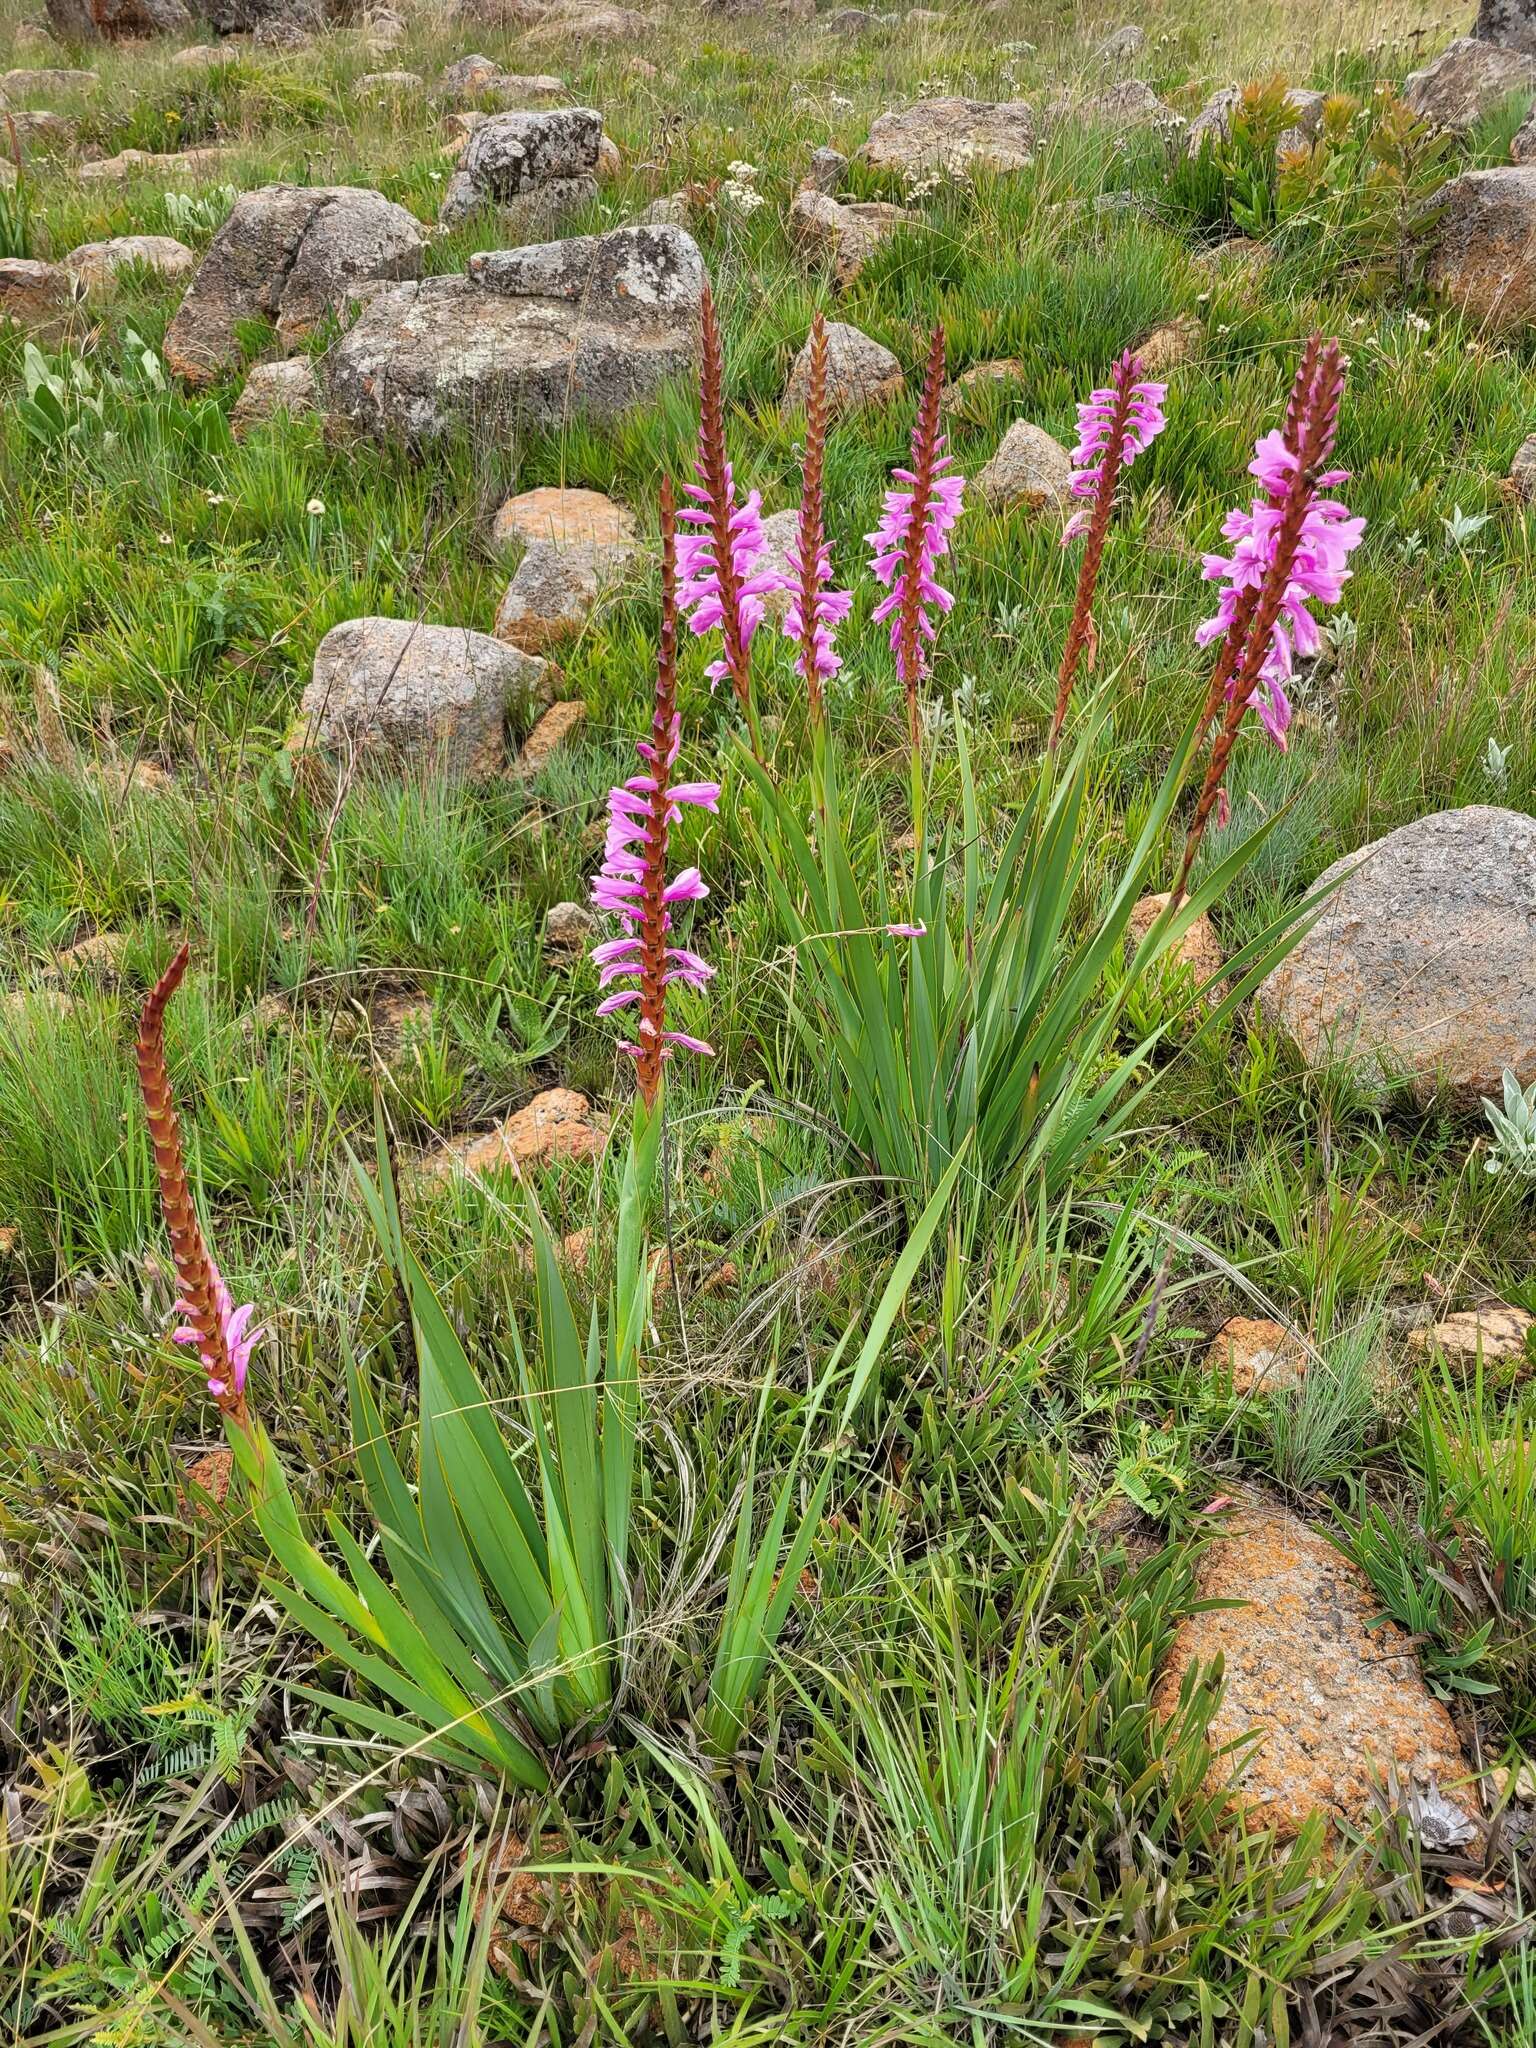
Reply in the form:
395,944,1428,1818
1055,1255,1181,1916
1259,805,1536,1106
1425,166,1536,329
294,617,546,775
320,224,705,446
164,185,425,387
1476,0,1536,56
1404,35,1536,131
437,106,601,229
861,97,1036,180
1152,1497,1481,1842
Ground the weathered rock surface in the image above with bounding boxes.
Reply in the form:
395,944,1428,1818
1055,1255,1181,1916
3,109,72,153
510,697,586,772
295,617,545,775
165,185,425,387
1095,22,1146,63
1047,78,1169,134
0,258,75,339
1408,1302,1534,1367
44,0,191,40
525,4,651,42
976,419,1073,512
492,485,636,552
788,188,920,289
495,542,629,652
1476,0,1536,57
321,224,705,445
438,106,600,229
941,356,1026,415
1404,35,1536,131
1136,312,1202,374
1514,101,1536,160
862,97,1035,179
1426,166,1536,329
1510,429,1536,499
802,144,847,195
354,69,424,97
544,899,594,958
230,355,320,435
1153,1497,1481,1840
1185,83,1326,157
441,50,504,93
755,506,800,623
1206,1317,1309,1394
78,145,233,181
1126,891,1224,993
1,65,96,92
823,5,878,32
1259,806,1536,1104
783,319,902,418
64,234,195,292
420,1087,608,1181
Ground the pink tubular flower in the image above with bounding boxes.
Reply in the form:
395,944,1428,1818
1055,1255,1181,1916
1061,352,1168,545
867,327,965,741
174,1268,264,1400
591,481,719,1106
1195,428,1364,748
676,463,778,690
782,311,852,721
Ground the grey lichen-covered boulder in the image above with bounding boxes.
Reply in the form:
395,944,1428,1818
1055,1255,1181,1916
163,185,425,388
1425,165,1536,329
1259,805,1536,1106
437,106,601,229
294,617,546,776
1477,0,1536,56
1404,35,1536,131
320,224,706,446
861,97,1035,179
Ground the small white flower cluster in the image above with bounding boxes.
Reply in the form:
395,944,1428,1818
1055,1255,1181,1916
720,159,766,216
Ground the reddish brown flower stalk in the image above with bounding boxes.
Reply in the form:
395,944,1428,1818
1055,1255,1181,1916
796,312,832,730
693,284,760,748
1176,342,1346,899
1195,334,1327,736
894,326,947,749
135,945,253,1429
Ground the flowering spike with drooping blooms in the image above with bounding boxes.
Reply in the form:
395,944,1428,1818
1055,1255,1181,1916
591,479,721,1108
676,284,776,755
783,311,853,727
1178,339,1357,897
866,324,965,747
135,944,264,1419
1192,345,1362,754
1050,350,1168,749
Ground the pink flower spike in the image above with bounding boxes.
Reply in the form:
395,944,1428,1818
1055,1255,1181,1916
886,922,927,937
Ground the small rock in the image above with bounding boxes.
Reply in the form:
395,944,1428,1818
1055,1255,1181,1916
1206,1316,1309,1393
1048,78,1169,134
354,69,424,97
3,108,72,154
544,899,594,958
511,698,586,774
170,43,238,67
1135,312,1201,374
421,1087,608,1182
1510,430,1536,501
823,5,876,29
637,192,691,226
49,931,125,984
1192,235,1274,282
975,418,1072,512
1185,82,1326,158
783,319,903,419
64,234,196,293
182,1447,234,1514
941,355,1027,414
596,132,620,178
802,144,847,195
788,188,920,290
1407,1303,1534,1367
907,6,943,22
1,65,97,92
526,4,652,41
230,356,320,436
492,486,637,553
1095,22,1146,63
294,617,546,776
164,184,426,387
1259,806,1536,1104
862,96,1035,179
1404,36,1536,131
1152,1495,1481,1840
77,145,233,182
0,258,75,340
754,506,800,623
1126,891,1224,993
440,51,503,93
495,539,632,653
437,106,602,232
1426,165,1536,330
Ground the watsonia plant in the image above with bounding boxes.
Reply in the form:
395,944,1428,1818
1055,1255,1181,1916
133,508,958,1782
